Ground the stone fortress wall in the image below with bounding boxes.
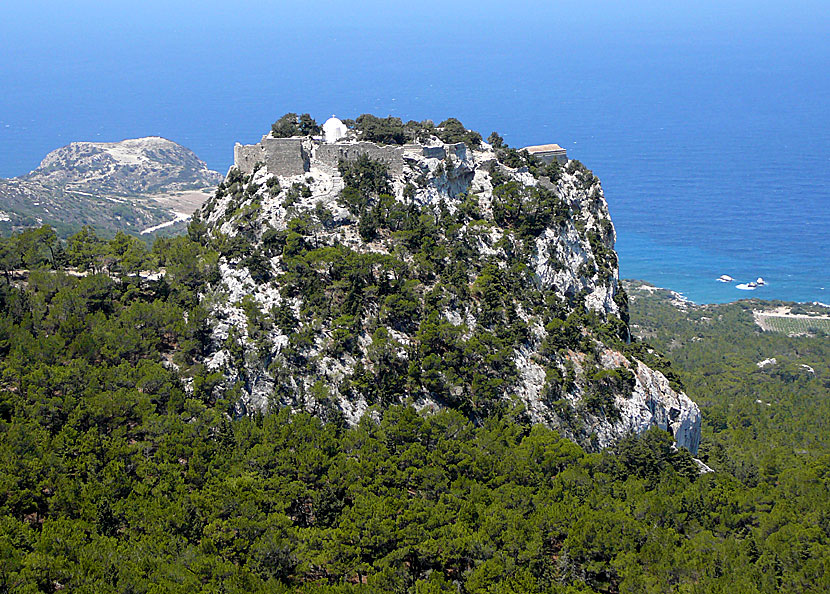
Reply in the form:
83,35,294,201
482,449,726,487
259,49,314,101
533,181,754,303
233,143,265,175
262,138,308,176
234,138,308,177
313,142,418,177
234,135,481,178
522,144,568,165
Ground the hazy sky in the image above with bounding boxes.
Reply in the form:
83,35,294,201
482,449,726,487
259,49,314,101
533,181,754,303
3,1,828,32
2,1,826,30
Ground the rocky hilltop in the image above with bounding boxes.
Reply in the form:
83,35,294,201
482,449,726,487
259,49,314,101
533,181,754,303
195,115,701,452
0,137,222,237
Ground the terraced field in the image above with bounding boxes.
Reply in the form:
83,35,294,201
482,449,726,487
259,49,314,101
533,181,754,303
757,314,830,334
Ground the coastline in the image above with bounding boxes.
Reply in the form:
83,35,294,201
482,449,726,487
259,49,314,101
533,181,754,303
622,279,830,310
615,231,830,306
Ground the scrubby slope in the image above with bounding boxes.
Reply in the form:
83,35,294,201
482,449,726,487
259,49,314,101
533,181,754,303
195,120,700,452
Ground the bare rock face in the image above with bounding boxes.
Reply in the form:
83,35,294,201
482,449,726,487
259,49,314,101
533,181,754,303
0,137,221,236
196,123,702,454
598,353,700,452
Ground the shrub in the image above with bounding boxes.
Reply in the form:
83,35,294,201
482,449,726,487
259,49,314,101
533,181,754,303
438,117,482,147
271,113,300,138
338,155,391,215
354,114,407,145
487,131,505,148
271,112,319,138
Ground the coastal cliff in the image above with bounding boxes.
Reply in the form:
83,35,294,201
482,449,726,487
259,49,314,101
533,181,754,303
195,116,701,453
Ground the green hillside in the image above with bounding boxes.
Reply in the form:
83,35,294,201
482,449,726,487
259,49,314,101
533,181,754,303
0,234,828,592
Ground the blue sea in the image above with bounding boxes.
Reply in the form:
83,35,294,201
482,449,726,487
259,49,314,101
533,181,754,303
1,1,828,304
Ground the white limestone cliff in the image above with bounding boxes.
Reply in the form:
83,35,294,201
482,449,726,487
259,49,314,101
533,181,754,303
197,129,702,454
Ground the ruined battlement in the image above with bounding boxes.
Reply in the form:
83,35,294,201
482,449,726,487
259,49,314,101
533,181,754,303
234,137,309,177
233,135,474,179
313,142,418,177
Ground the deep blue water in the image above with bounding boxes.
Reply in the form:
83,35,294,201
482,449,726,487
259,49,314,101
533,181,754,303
1,1,828,303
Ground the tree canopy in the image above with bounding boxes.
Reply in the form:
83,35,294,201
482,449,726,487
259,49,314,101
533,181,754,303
0,229,828,592
272,113,321,138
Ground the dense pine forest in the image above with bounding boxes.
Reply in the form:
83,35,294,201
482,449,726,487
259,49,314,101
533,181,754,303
0,228,828,593
625,281,830,487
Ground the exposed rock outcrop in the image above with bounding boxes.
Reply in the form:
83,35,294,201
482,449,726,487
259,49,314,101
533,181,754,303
196,121,702,453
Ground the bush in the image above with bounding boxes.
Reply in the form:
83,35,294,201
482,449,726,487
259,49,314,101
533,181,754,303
271,112,319,138
487,131,505,148
354,114,407,145
438,117,482,147
338,155,391,215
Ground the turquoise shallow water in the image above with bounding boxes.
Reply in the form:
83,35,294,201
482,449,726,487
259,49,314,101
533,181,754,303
1,2,828,303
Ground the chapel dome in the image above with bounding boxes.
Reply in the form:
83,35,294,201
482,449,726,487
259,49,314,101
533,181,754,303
322,116,348,144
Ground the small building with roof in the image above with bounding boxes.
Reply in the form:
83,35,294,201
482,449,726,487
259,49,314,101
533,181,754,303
522,143,568,164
